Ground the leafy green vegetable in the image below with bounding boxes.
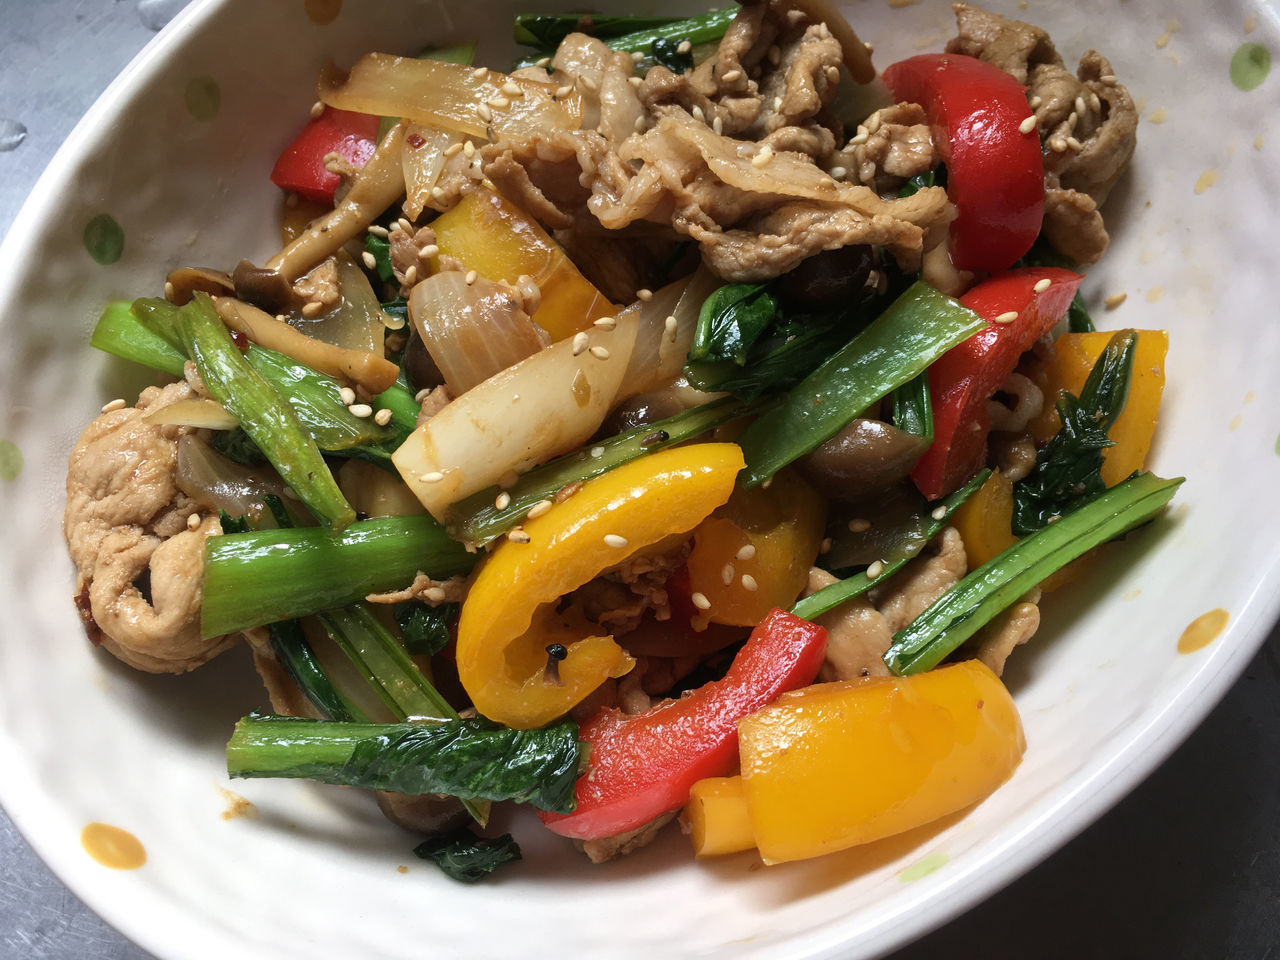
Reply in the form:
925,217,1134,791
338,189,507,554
515,8,735,70
790,470,988,621
396,601,457,656
363,234,394,283
1011,330,1136,534
210,428,265,465
689,282,778,366
735,281,987,487
414,828,522,883
201,515,476,637
447,397,743,545
90,300,187,377
227,714,583,814
1067,293,1095,333
883,471,1183,675
896,169,937,198
891,371,934,442
1015,239,1094,332
514,13,685,49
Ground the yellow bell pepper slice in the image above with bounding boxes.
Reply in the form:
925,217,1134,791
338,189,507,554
738,660,1024,863
685,776,755,858
1029,329,1168,487
950,468,1018,570
430,189,615,342
456,443,745,729
686,468,827,628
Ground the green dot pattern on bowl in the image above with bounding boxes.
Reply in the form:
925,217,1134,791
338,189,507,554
83,214,124,265
1230,43,1271,91
897,852,949,883
1275,432,1280,456
0,439,22,482
184,76,221,122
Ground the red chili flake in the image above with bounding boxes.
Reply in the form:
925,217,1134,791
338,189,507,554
406,133,426,149
230,329,250,352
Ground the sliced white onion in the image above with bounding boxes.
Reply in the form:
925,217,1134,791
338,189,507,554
144,398,238,431
617,266,719,398
403,123,466,221
175,435,290,520
409,270,548,396
337,459,427,519
299,253,393,352
393,308,638,521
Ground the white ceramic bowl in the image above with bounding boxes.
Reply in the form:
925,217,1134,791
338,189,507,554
1,1,1277,957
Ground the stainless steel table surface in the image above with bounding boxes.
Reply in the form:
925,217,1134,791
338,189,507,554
1,3,1277,958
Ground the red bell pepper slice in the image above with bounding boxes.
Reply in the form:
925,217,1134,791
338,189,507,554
910,267,1083,500
269,108,380,204
537,608,827,840
882,53,1044,273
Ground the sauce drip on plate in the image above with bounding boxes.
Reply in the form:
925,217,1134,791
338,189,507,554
81,822,146,869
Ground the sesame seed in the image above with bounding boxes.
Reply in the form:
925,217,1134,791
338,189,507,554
1066,111,1078,132
397,217,414,235
187,512,201,530
712,116,723,135
572,332,589,356
636,288,653,302
302,300,324,318
735,544,757,561
631,51,644,62
488,95,511,110
752,145,774,168
578,75,599,93
1075,96,1087,118
1104,292,1128,309
664,314,678,341
690,591,711,610
866,560,885,580
1089,92,1101,113
828,166,848,180
848,518,870,533
419,243,439,258
465,270,478,285
824,65,840,84
722,563,736,585
1049,137,1068,152
472,67,489,80
430,186,446,201
555,84,573,99
367,224,389,238
676,40,692,55
476,103,493,122
740,573,759,592
309,100,324,119
422,471,445,483
590,446,604,458
592,316,616,330
772,96,783,111
931,505,948,521
527,499,553,519
864,40,874,54
628,76,643,88
819,537,832,554
589,345,610,360
1099,74,1117,85
361,250,378,270
1019,115,1037,134
414,388,432,402
1066,136,1084,151
502,81,522,96
604,534,629,548
349,403,373,418
373,408,393,426
1028,95,1043,109
761,477,772,490
340,386,356,405
404,264,418,285
508,527,531,544
993,310,1019,324
634,115,646,133
495,491,511,510
1034,278,1052,293
443,142,464,158
691,105,706,123
722,69,742,82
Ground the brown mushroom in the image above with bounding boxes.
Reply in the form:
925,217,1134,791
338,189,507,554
165,266,236,305
232,260,298,315
797,418,930,500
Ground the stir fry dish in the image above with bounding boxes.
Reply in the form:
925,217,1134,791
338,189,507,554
64,1,1179,880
